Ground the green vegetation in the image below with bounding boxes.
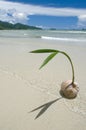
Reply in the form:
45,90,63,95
0,21,42,30
30,49,80,100
30,49,75,84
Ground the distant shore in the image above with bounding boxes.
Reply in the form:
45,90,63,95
0,20,42,30
0,20,86,31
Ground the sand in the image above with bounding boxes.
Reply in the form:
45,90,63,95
0,37,86,130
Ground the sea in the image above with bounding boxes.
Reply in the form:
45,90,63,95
0,30,86,45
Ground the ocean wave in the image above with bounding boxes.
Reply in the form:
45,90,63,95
48,30,86,34
41,36,86,42
58,31,86,34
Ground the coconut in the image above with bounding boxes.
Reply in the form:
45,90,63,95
60,80,79,99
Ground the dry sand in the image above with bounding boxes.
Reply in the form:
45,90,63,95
0,37,86,130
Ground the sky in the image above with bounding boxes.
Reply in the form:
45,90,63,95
0,0,86,29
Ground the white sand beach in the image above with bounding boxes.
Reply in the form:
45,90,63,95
0,35,86,130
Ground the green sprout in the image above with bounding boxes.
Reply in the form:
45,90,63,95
30,49,79,119
30,49,75,84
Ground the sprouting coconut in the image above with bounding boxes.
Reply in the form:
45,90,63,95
30,49,79,99
60,80,79,99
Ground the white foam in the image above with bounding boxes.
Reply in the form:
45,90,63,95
41,36,86,42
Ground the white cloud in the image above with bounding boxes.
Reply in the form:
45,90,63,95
77,15,86,28
0,0,86,27
78,15,86,21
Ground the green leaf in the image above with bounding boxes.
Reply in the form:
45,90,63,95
40,52,58,69
30,49,59,53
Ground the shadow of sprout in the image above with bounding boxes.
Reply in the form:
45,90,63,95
29,97,62,119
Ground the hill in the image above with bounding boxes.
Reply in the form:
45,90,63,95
0,21,42,30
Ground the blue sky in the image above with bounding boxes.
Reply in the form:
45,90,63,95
0,0,86,29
